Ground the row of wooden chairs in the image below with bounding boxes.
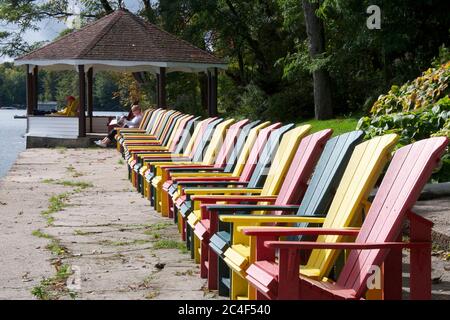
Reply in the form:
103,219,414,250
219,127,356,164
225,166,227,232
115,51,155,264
115,108,448,300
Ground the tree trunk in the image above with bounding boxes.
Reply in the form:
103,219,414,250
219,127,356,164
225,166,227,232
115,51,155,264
302,0,333,120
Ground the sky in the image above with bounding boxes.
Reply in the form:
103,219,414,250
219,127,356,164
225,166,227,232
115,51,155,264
0,0,144,63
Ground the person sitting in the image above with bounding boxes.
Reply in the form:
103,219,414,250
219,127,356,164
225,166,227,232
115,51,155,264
94,105,143,148
52,96,79,116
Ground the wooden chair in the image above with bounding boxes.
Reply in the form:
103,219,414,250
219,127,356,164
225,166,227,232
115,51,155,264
243,136,448,300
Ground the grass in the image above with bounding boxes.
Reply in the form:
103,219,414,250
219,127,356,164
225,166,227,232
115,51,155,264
32,229,53,239
143,222,171,233
46,239,68,256
152,239,188,253
66,165,84,177
31,264,75,300
99,239,151,246
41,192,70,216
298,117,359,136
42,179,93,189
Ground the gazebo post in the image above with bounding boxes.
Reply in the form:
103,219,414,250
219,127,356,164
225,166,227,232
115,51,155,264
159,67,167,108
212,67,218,116
33,66,38,111
26,64,33,115
207,68,218,117
155,73,160,107
87,67,93,133
78,65,86,138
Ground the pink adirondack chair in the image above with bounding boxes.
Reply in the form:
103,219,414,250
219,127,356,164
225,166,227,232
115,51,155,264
244,137,448,300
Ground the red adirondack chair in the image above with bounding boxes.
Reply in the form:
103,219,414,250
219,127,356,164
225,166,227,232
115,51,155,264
243,136,448,300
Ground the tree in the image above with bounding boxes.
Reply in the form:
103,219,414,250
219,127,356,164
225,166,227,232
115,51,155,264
302,0,333,119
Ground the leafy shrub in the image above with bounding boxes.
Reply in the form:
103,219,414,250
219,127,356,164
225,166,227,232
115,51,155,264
358,96,450,145
358,57,450,183
370,62,450,116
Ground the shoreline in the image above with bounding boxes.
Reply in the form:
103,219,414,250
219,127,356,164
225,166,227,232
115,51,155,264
0,147,449,299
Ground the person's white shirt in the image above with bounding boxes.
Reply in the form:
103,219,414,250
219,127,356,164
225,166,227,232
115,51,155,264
122,114,143,128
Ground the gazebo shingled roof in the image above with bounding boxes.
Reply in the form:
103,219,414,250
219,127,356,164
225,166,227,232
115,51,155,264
15,8,226,73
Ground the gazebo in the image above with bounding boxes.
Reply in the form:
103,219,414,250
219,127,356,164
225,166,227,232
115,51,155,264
14,8,226,140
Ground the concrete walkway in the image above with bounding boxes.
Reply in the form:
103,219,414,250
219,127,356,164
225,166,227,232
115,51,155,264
0,148,448,299
0,148,216,300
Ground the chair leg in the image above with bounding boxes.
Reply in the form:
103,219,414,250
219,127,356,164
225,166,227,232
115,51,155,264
218,258,230,297
207,247,218,290
382,245,403,300
409,212,433,300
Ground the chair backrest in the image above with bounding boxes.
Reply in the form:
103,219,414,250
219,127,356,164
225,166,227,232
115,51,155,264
212,119,250,169
174,116,201,154
145,108,163,133
201,119,236,165
295,131,365,226
337,137,448,298
192,118,223,161
224,120,261,173
148,109,166,135
137,108,153,130
232,130,332,245
231,122,270,177
247,124,295,188
305,134,399,278
259,125,311,196
238,123,281,182
274,129,333,208
167,115,194,152
159,112,182,145
184,117,216,158
153,110,177,140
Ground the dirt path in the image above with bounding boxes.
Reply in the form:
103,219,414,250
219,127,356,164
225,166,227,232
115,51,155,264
0,148,217,300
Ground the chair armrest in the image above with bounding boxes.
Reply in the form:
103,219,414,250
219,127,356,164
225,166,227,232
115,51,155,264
161,164,211,171
219,214,326,224
167,167,224,173
184,187,261,195
265,241,427,250
174,177,241,184
240,226,359,237
181,181,251,189
205,204,299,212
192,195,277,203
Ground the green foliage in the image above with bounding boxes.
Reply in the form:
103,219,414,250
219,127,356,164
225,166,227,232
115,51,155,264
370,62,450,116
358,98,450,145
1,0,450,120
0,62,26,107
358,93,450,182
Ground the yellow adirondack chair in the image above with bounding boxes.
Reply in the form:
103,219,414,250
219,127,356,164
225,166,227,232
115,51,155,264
52,98,79,117
216,134,398,299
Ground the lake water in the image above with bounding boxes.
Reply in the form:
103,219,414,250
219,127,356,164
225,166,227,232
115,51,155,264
0,109,27,178
0,110,126,178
